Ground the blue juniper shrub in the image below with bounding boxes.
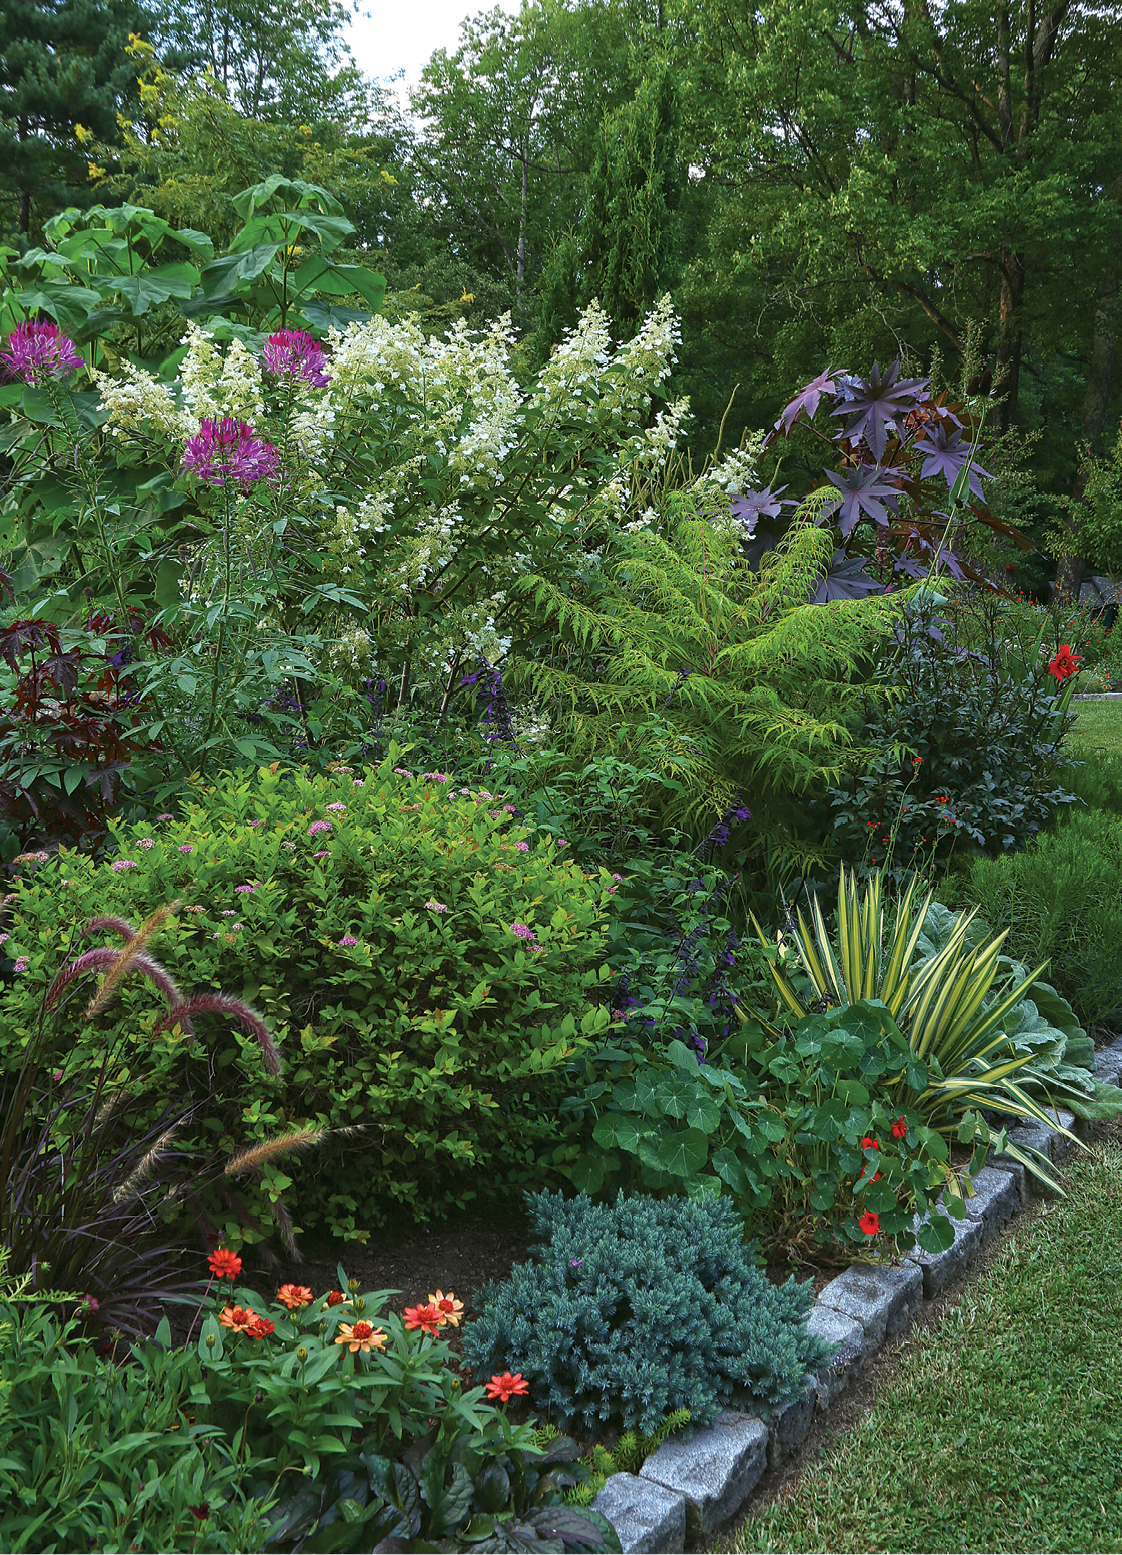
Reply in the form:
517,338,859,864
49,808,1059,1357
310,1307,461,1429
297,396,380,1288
462,1190,832,1435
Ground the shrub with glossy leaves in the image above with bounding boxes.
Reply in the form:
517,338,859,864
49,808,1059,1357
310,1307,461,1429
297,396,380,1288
462,1189,830,1434
0,755,615,1244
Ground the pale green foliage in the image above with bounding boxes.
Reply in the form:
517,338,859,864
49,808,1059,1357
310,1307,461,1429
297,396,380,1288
517,496,899,862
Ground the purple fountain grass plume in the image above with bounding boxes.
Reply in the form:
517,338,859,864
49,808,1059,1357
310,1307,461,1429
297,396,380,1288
82,915,138,942
272,1196,299,1260
110,1123,183,1204
224,1126,324,1177
85,903,182,1019
154,993,281,1076
46,946,120,1009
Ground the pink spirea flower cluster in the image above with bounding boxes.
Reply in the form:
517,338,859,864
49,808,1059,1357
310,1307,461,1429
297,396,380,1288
338,935,359,946
425,900,448,912
178,845,194,854
325,802,346,813
509,923,535,939
182,418,279,489
308,820,332,836
111,860,137,872
262,329,330,388
138,838,155,849
1,321,84,385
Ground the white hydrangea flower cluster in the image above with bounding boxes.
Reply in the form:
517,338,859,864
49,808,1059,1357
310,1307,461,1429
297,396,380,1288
177,324,263,426
694,433,769,500
93,362,189,443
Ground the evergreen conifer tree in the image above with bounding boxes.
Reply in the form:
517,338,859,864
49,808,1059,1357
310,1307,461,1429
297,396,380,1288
0,0,146,238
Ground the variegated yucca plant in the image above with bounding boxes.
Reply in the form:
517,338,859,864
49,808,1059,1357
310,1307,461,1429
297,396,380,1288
0,901,333,1334
751,868,1084,1193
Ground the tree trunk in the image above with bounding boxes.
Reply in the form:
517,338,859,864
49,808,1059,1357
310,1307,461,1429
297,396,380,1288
994,243,1025,430
1054,271,1122,599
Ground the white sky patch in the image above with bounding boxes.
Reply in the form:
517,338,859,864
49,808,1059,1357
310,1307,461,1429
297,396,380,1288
346,0,522,92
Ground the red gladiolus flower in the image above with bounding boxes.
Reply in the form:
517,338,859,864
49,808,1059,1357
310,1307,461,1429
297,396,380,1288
858,1211,879,1237
1047,644,1082,682
403,1302,442,1335
208,1248,242,1279
486,1371,530,1402
860,1137,880,1152
891,1115,907,1140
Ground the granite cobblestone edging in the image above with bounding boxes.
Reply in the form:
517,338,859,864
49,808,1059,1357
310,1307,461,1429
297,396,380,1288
590,1035,1122,1553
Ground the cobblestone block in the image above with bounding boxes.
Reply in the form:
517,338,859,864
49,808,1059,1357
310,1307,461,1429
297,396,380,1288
816,1261,922,1350
805,1305,866,1409
592,1473,686,1554
641,1411,769,1538
963,1165,1020,1243
1040,1105,1078,1163
986,1150,1029,1206
765,1376,817,1467
1093,1038,1122,1086
907,1209,982,1298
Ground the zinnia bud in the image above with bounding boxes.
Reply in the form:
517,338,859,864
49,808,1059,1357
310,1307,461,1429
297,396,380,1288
296,1345,308,1361
352,1296,367,1313
347,1277,360,1293
205,1333,215,1348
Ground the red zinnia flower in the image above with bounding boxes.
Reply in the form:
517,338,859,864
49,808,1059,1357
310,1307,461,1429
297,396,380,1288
403,1302,442,1335
246,1317,275,1340
326,1289,348,1307
486,1371,530,1402
858,1211,880,1237
208,1247,242,1279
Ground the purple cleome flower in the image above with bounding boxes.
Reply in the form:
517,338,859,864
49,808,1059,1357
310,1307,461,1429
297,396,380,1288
182,418,279,489
1,321,84,385
263,329,330,388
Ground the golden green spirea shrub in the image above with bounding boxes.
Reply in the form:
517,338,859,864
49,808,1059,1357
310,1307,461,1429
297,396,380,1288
463,1190,831,1434
0,758,616,1245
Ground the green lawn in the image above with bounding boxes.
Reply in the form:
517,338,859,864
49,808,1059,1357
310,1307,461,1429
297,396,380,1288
725,1139,1122,1554
1070,698,1122,757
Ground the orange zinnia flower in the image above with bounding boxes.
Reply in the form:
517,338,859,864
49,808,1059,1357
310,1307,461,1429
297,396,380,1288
335,1319,387,1354
276,1283,314,1310
247,1316,275,1339
428,1289,464,1327
403,1302,442,1335
219,1305,260,1334
486,1371,530,1402
208,1248,242,1279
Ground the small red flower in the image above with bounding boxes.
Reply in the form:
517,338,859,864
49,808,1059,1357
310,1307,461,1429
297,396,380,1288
858,1211,879,1237
891,1115,907,1140
326,1290,348,1307
403,1302,442,1335
207,1248,242,1279
486,1371,530,1402
860,1137,880,1152
911,755,923,766
246,1317,275,1340
872,1171,882,1182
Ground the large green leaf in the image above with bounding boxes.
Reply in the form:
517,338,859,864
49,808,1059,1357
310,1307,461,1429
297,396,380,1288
656,1128,709,1178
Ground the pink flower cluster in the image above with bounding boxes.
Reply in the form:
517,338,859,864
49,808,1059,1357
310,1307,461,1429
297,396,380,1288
263,329,330,388
1,321,83,385
338,935,359,947
182,418,279,489
509,921,546,955
425,900,449,912
111,860,137,872
308,820,333,836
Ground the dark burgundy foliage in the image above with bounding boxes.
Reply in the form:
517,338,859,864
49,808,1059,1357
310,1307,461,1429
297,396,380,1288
729,484,793,530
822,465,901,536
830,361,931,460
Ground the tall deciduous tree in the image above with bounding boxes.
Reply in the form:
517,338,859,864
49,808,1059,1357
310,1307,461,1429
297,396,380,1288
678,0,1122,446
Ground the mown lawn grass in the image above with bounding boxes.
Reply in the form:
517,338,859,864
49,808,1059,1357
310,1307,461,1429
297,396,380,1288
1070,698,1122,758
727,1141,1122,1554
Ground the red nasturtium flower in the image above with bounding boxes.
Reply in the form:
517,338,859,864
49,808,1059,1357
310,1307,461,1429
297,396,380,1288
1047,644,1082,682
208,1248,242,1279
858,1211,880,1237
325,1290,348,1307
276,1283,315,1310
486,1371,530,1402
429,1289,464,1327
860,1136,880,1152
891,1116,908,1140
403,1302,443,1335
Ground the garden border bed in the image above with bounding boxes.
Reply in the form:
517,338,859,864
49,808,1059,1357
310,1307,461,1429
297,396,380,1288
589,1033,1122,1553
